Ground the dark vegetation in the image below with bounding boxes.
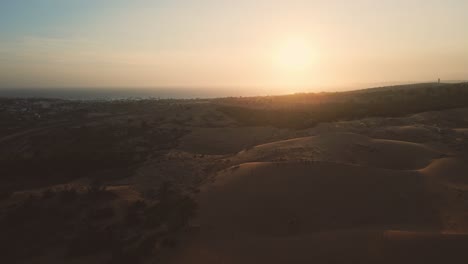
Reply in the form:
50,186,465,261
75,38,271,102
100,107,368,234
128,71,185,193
0,98,203,263
217,83,468,129
0,182,196,264
0,115,187,192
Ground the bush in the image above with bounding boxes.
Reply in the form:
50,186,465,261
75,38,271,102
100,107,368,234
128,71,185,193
87,207,115,220
41,188,55,199
161,237,177,248
0,180,198,263
59,186,78,202
0,190,12,201
67,227,120,258
143,183,197,231
85,182,117,200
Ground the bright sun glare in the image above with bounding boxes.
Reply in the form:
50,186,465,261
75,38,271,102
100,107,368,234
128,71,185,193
270,37,316,90
274,38,315,73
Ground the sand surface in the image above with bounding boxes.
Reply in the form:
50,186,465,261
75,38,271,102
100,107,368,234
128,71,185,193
163,108,468,264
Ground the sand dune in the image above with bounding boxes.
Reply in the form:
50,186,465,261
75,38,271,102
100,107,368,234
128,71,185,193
177,127,300,155
169,230,468,264
382,231,468,264
454,128,468,136
200,162,438,234
200,162,438,235
167,161,453,264
409,108,468,128
169,230,386,264
369,125,438,142
231,133,442,170
167,109,468,264
421,158,468,186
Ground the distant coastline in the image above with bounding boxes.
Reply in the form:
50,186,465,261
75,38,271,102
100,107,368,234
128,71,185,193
0,87,239,100
1,81,466,100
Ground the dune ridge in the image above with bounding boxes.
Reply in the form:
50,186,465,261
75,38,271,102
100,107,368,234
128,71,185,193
165,108,468,264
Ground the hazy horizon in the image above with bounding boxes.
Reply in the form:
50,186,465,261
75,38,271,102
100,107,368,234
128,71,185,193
3,80,468,100
1,1,467,94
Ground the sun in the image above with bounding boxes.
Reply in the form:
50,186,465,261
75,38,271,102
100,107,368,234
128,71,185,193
273,37,315,73
269,37,316,89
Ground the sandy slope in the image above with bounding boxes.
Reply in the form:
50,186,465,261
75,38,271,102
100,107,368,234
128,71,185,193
231,133,442,170
199,162,438,235
169,230,468,264
178,126,304,155
166,162,468,264
369,125,438,143
454,128,468,136
421,158,468,186
418,157,468,232
164,108,468,264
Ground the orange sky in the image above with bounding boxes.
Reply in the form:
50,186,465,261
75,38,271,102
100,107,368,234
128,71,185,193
1,0,467,93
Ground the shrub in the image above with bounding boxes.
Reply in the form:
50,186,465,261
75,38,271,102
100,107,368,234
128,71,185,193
41,188,55,199
67,228,119,257
85,182,116,200
87,207,115,220
59,186,78,202
0,190,12,201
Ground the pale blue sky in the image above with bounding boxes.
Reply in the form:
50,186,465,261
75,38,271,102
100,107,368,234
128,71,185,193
1,0,467,92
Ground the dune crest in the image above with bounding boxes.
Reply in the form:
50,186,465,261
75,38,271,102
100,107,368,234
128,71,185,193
231,132,442,170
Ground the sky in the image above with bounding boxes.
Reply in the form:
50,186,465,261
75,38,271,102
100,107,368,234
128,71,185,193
0,0,467,93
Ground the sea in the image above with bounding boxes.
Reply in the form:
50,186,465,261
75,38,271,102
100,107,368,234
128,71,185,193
0,87,273,100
